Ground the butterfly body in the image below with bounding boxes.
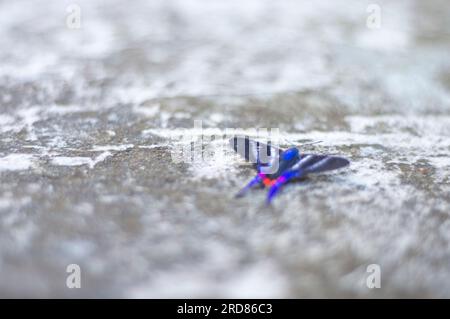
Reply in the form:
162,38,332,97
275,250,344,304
229,137,350,204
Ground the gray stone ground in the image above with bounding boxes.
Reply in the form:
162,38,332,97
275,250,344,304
0,0,450,298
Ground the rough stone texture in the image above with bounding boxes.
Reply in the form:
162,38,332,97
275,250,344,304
0,0,449,298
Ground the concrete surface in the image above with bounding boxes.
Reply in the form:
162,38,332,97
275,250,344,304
0,0,450,298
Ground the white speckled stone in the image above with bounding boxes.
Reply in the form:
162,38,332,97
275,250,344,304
0,0,449,298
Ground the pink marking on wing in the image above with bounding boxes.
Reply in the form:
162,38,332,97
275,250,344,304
277,176,287,184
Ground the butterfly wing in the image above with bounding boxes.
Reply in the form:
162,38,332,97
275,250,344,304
229,136,283,170
292,153,350,174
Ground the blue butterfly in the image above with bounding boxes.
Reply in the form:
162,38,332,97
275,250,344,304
230,136,350,204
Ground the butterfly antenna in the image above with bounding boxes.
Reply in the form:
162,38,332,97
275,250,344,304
300,140,323,146
281,136,322,148
281,137,296,147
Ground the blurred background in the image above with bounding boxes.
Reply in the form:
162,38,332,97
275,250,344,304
0,0,449,298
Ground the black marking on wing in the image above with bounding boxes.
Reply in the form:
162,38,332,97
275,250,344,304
292,154,350,174
229,136,282,167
